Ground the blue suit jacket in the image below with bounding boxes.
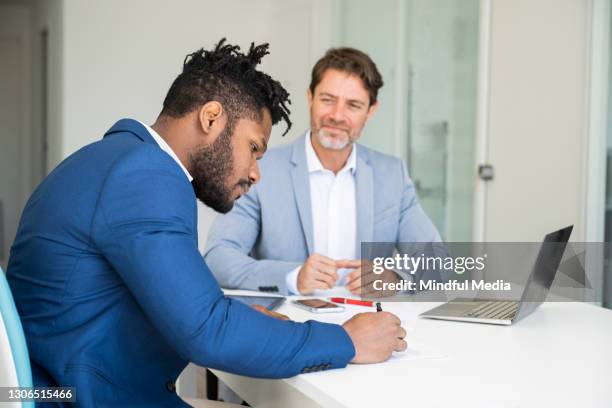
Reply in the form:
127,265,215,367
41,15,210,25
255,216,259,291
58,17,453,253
6,120,354,407
204,133,442,294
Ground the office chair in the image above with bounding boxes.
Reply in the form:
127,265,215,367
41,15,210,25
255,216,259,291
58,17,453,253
0,266,34,407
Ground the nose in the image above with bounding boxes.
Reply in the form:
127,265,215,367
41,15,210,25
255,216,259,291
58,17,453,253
331,103,344,121
329,102,348,124
249,160,261,185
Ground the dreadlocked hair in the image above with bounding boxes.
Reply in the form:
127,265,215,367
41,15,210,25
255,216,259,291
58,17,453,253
161,38,292,135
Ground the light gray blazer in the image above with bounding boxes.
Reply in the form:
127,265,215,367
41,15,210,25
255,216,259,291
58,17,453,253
203,133,442,294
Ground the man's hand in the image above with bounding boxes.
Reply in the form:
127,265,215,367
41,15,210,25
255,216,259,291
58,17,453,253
297,253,339,294
343,260,402,297
252,305,290,320
342,312,407,363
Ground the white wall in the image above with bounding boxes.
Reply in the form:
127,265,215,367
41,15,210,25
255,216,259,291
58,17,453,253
59,0,325,158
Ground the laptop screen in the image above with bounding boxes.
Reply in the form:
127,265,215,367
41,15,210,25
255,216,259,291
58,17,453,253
515,225,573,320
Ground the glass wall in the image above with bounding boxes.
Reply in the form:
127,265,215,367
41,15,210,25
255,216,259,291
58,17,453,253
333,0,480,241
605,2,612,309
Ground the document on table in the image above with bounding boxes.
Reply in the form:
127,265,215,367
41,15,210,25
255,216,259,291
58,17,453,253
387,338,446,362
313,315,446,362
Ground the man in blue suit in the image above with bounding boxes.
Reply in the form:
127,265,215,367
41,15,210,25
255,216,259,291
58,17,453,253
205,47,442,296
6,40,406,407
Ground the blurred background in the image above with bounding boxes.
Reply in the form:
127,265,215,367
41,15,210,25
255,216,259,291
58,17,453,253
0,0,611,396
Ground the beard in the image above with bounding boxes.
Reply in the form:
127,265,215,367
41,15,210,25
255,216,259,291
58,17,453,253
189,124,248,213
314,121,354,150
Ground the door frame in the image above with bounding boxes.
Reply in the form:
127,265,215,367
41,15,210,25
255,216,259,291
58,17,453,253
472,0,492,242
584,0,609,244
584,0,610,305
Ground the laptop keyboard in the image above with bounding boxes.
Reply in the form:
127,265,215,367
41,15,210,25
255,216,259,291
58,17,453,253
464,300,519,320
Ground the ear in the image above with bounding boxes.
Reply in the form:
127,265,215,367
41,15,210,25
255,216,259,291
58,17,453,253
366,101,379,120
306,88,314,109
198,101,224,139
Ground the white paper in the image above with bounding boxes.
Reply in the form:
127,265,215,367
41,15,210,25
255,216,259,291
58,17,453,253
388,339,446,362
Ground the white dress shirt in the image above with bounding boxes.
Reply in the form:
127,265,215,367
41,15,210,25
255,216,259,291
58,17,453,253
285,132,357,294
138,120,193,182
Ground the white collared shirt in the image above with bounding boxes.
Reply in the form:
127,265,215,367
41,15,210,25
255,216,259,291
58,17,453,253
285,132,357,294
138,121,193,182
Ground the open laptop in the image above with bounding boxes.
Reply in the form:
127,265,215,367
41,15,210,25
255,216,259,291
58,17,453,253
419,225,573,325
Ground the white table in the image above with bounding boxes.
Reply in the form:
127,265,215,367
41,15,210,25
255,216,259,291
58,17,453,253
212,291,612,408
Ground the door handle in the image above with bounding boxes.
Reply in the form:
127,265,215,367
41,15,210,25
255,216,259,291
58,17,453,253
478,164,494,181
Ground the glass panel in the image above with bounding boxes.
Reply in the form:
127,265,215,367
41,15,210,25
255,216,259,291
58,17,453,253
334,0,398,156
604,2,612,309
333,0,480,241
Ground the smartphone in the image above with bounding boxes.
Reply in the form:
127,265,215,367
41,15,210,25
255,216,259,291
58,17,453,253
291,299,345,313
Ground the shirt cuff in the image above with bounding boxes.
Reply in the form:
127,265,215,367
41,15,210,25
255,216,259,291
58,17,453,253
285,266,301,295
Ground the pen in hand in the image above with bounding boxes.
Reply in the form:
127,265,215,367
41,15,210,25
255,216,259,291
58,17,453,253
375,302,405,344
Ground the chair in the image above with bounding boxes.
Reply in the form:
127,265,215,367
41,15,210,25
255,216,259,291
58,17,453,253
0,266,34,407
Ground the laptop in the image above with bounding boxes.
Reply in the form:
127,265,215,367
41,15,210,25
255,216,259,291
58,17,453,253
419,225,573,325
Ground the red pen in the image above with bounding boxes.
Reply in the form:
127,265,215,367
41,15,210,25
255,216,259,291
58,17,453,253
329,297,373,307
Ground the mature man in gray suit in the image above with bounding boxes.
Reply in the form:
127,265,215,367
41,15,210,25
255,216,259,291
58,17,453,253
204,47,441,296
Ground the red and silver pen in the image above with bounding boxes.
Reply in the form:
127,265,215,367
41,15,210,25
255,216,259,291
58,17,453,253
329,297,374,307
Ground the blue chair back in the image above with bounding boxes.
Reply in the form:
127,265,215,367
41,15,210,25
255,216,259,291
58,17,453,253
0,266,34,407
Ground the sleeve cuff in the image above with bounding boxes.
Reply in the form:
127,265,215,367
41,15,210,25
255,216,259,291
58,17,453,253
286,266,301,295
299,320,356,371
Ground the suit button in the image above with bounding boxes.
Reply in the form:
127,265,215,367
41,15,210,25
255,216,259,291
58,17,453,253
166,381,176,393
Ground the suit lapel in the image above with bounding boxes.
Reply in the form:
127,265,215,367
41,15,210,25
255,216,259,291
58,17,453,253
355,148,374,258
290,134,315,255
